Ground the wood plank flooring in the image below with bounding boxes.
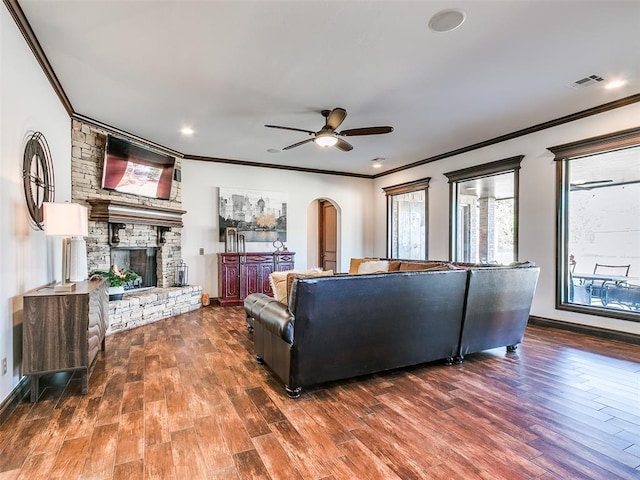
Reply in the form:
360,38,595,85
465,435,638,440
1,305,639,479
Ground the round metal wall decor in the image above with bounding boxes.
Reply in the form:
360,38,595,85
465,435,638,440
23,131,55,230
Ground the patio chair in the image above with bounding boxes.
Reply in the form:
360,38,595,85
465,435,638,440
589,263,631,302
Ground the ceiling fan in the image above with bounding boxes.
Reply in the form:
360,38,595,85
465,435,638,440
265,107,393,152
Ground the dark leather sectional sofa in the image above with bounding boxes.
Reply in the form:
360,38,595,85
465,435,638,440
244,262,540,398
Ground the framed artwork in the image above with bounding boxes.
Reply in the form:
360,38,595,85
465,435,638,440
219,187,287,243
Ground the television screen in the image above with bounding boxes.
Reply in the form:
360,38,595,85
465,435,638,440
102,135,175,200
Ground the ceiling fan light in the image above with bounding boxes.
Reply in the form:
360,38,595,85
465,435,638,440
314,134,338,148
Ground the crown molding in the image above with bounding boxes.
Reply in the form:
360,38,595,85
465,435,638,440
374,94,640,178
183,154,373,179
4,0,73,115
6,0,639,179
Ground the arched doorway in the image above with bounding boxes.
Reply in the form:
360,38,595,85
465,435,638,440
319,199,337,271
307,198,340,271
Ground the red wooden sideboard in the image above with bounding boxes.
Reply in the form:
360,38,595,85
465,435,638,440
217,252,295,306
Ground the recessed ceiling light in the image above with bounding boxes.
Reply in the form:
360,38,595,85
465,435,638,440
267,148,281,154
605,80,626,90
181,127,194,136
428,9,466,33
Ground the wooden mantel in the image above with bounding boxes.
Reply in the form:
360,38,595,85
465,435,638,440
88,199,186,228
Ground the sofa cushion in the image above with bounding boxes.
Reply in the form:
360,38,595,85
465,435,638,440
357,260,389,274
398,261,454,271
348,258,379,275
270,268,330,304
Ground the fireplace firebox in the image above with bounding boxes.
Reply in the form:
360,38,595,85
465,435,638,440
110,247,157,289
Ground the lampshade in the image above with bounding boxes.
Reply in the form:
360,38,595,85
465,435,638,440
44,202,89,292
314,133,338,148
44,202,88,237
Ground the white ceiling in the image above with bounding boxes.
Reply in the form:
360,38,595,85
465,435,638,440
17,0,640,176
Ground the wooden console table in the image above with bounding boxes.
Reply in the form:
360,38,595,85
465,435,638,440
217,252,295,306
22,278,108,402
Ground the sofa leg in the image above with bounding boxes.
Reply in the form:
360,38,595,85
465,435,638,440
506,344,518,352
454,355,464,364
256,354,264,364
444,356,454,366
285,385,301,399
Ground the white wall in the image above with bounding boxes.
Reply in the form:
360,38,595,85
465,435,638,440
181,161,374,297
373,103,640,336
1,7,71,404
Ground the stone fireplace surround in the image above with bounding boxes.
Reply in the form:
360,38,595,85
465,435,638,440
71,120,201,333
86,198,185,288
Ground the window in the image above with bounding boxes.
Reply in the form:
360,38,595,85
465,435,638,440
550,127,640,321
444,156,523,264
383,178,430,260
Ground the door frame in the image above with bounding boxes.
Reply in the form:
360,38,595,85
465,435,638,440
307,198,341,271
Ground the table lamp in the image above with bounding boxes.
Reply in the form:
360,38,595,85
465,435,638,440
43,202,89,292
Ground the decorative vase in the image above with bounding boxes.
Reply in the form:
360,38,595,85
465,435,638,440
108,285,125,301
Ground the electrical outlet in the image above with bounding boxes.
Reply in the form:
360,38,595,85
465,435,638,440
1,358,6,376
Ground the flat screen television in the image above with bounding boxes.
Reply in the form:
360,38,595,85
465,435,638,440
102,135,175,200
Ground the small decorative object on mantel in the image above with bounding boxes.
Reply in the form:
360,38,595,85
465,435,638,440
272,238,283,252
174,260,188,287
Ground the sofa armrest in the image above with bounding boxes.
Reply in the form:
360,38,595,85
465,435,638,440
245,293,279,318
253,300,295,344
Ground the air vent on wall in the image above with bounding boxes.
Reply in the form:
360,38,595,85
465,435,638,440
568,74,604,89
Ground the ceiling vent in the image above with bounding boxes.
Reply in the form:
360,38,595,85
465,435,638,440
568,74,604,89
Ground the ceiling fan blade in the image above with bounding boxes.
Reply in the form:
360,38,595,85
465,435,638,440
265,124,315,135
339,126,394,136
282,138,314,150
335,138,353,151
325,108,347,130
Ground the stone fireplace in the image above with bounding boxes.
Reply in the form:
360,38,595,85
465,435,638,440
70,119,202,334
86,199,185,288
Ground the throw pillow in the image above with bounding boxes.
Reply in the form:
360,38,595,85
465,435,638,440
387,261,402,271
269,270,295,304
286,270,334,307
398,261,453,271
357,260,389,274
348,257,380,275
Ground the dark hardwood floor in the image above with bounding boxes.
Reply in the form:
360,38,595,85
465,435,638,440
1,305,639,479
